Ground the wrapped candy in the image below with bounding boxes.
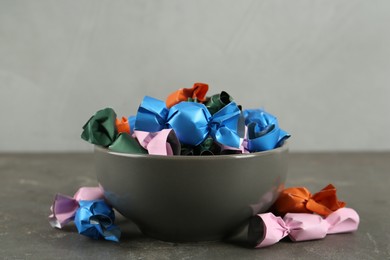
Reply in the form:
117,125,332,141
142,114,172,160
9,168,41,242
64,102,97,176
167,101,242,147
273,184,346,217
48,187,104,228
166,82,209,108
108,133,148,154
249,208,359,248
81,108,117,146
135,96,243,148
82,84,290,155
133,129,181,155
135,96,169,132
243,109,290,152
49,187,121,242
204,91,233,115
74,200,121,242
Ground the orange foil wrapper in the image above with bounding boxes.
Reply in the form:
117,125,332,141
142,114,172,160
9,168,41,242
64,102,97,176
273,184,346,217
166,83,209,108
115,117,131,134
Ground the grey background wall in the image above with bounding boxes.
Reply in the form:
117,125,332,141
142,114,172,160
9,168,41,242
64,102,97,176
1,0,389,152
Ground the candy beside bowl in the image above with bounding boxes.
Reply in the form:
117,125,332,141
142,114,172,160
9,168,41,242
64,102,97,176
94,142,288,242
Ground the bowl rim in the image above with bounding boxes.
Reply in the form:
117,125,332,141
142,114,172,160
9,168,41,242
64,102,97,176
95,141,288,160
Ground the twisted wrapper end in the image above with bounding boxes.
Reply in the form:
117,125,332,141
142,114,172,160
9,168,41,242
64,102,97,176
251,208,359,248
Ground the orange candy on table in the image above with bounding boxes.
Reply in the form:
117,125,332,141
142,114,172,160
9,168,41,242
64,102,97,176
273,184,346,217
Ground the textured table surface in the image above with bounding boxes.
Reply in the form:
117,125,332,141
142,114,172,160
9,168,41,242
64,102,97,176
1,152,389,260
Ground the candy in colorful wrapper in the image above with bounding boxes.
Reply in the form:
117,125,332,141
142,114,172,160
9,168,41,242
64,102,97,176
135,96,243,147
74,200,121,242
116,117,130,134
48,187,104,229
167,101,243,147
166,82,209,108
205,91,234,115
273,184,346,217
108,133,148,154
135,96,169,132
248,208,359,248
82,84,290,155
167,102,210,146
133,129,181,155
81,108,118,147
243,109,290,152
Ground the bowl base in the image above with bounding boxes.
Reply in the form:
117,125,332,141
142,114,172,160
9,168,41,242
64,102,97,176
141,229,225,243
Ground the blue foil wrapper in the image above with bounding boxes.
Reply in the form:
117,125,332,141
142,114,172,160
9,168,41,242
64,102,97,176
134,96,169,132
74,200,121,242
243,109,290,152
167,102,210,146
134,96,243,148
208,101,242,148
167,101,242,147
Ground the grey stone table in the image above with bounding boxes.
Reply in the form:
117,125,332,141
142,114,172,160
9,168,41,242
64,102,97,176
1,152,389,260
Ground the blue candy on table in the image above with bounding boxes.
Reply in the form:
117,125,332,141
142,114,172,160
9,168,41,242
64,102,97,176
74,200,121,242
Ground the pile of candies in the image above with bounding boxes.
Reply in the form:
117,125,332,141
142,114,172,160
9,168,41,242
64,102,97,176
48,84,360,245
49,187,120,242
81,83,290,155
48,184,360,246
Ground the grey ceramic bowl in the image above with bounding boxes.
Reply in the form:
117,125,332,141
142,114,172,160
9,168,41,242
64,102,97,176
94,142,288,242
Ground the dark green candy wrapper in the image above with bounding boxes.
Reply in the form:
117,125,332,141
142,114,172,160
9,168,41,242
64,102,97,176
81,107,117,147
205,91,233,115
109,133,148,154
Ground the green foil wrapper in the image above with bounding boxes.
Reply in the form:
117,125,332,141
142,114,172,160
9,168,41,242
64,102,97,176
181,137,223,155
81,108,117,147
109,133,147,154
180,144,195,156
205,91,234,115
194,137,221,155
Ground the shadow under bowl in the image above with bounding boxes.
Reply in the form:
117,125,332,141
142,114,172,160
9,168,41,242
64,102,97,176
94,142,288,242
